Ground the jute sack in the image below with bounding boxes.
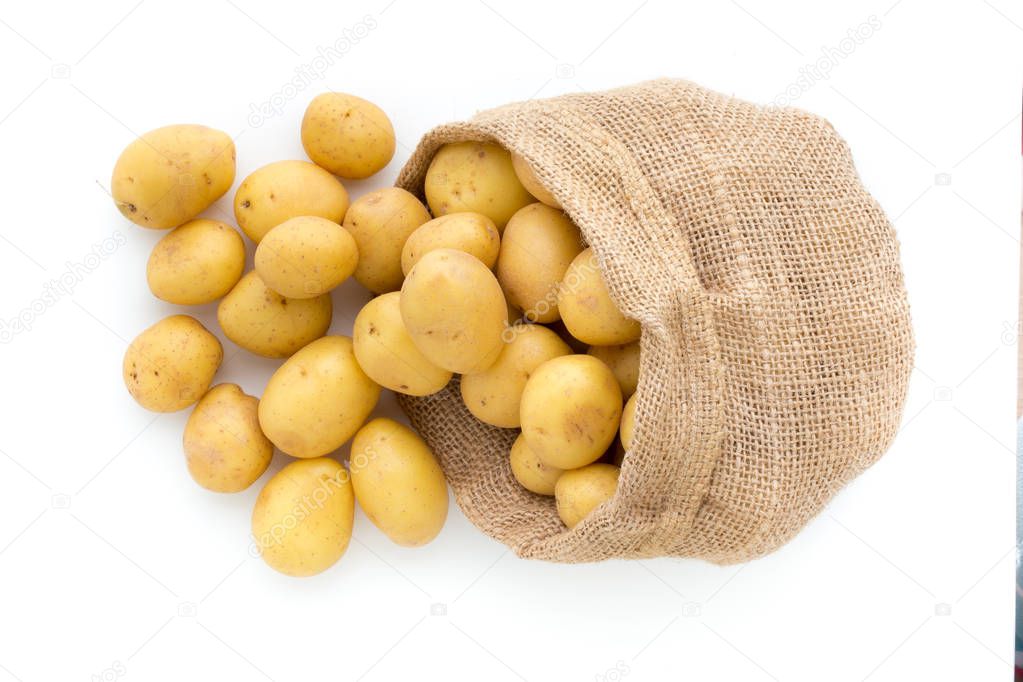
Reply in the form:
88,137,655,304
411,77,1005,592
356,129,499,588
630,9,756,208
394,79,913,564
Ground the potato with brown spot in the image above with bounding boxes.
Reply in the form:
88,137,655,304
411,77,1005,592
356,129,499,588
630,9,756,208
123,315,222,412
255,216,358,298
302,92,395,179
401,212,500,275
558,248,641,345
509,433,563,496
147,219,245,305
555,463,620,528
342,187,431,294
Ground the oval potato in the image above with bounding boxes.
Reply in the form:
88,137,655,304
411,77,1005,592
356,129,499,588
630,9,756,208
401,212,500,275
255,216,358,298
620,392,637,451
558,248,641,345
511,152,561,209
509,433,563,496
123,315,222,412
301,92,395,179
343,187,431,294
555,463,620,529
147,219,245,305
234,160,350,243
587,342,640,398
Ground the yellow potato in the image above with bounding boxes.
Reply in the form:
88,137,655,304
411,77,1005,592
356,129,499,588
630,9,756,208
251,457,354,577
146,219,245,305
511,152,561,209
587,342,640,398
258,336,380,458
255,216,358,298
302,92,395,179
112,124,235,229
620,392,637,451
123,315,222,412
183,383,273,493
496,203,583,323
352,292,452,396
460,323,571,428
234,160,350,243
558,248,641,345
401,212,500,275
400,248,508,374
350,418,448,546
520,354,622,469
545,319,588,353
555,463,620,529
217,271,332,358
509,433,563,496
424,142,534,230
342,187,431,294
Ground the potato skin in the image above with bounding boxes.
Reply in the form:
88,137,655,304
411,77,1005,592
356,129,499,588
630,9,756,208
497,203,582,323
558,248,641,345
620,392,637,451
352,292,452,396
251,457,354,577
183,383,272,493
401,212,500,275
234,160,350,243
258,336,381,458
511,152,561,209
555,463,620,529
587,342,640,398
342,187,431,294
147,219,245,305
460,323,571,428
509,433,563,496
255,216,358,298
301,92,395,179
424,142,534,231
112,124,235,229
519,354,623,469
217,271,332,358
123,315,222,412
350,418,448,547
400,249,508,374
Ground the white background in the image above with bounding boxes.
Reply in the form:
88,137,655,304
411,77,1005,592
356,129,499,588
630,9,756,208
0,1,1017,680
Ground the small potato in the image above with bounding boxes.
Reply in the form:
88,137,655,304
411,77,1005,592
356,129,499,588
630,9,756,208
511,152,561,209
147,219,245,305
255,216,358,298
520,354,622,469
400,249,508,374
112,124,235,229
234,160,350,243
587,342,640,398
424,142,534,231
350,418,448,546
258,336,381,458
401,212,500,275
555,463,620,529
558,248,641,345
183,384,272,493
460,323,571,428
352,292,452,396
217,271,332,358
123,315,223,412
496,203,583,323
620,392,637,451
343,187,431,294
302,92,396,179
509,433,563,496
251,457,354,577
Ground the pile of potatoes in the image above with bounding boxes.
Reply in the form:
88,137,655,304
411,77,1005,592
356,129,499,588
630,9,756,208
116,92,640,577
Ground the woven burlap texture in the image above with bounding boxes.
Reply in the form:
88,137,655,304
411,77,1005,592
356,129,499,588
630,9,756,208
394,79,913,564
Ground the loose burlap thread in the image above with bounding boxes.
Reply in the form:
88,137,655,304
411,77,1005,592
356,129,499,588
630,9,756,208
394,79,913,564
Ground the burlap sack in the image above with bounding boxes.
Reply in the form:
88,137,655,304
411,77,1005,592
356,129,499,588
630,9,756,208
394,79,913,564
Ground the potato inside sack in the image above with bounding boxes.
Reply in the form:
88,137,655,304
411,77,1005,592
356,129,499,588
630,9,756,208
401,212,500,275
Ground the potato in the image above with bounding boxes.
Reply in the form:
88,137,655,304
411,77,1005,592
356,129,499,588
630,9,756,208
255,216,358,298
123,315,222,412
146,219,245,305
460,323,571,428
343,187,431,294
352,292,452,396
424,142,534,231
258,336,380,458
350,418,448,546
234,160,350,243
620,392,637,451
183,384,272,492
519,354,622,469
251,457,354,577
555,463,620,529
511,152,561,209
401,212,500,275
558,248,641,345
509,433,563,496
112,124,235,229
400,248,508,374
545,319,588,353
496,203,582,323
587,342,640,398
217,271,332,358
301,92,396,179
